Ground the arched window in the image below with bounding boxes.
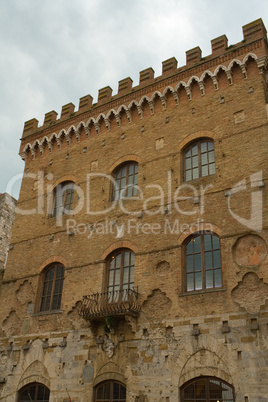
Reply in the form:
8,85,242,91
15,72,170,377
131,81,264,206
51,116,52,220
112,162,138,200
184,140,215,181
50,181,75,217
181,376,235,401
18,382,50,402
184,232,222,292
107,249,135,297
95,381,126,402
39,263,65,312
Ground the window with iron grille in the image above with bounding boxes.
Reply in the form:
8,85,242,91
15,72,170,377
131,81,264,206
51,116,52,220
40,264,65,312
184,140,215,181
112,162,138,200
184,232,222,292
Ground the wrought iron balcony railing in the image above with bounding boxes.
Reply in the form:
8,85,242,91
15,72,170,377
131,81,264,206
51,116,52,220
79,288,141,321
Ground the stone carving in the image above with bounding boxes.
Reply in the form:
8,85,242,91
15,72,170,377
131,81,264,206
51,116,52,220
103,336,115,358
231,272,268,313
233,234,267,267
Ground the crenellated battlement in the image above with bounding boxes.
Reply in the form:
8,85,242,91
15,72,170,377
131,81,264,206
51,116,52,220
20,18,268,160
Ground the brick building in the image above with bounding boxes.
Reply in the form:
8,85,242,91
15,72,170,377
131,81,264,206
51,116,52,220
0,193,16,281
0,18,267,402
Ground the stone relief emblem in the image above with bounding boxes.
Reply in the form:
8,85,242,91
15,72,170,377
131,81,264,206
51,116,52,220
103,336,114,358
231,272,268,313
233,234,267,267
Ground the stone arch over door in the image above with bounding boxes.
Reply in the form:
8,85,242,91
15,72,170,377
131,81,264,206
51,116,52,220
93,361,126,387
179,348,233,387
17,360,50,393
16,339,55,393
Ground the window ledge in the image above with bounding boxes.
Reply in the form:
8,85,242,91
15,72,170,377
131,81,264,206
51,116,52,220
32,309,63,317
179,287,226,297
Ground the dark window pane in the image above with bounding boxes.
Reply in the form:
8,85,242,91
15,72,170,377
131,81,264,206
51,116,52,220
195,272,202,290
205,251,212,269
204,234,212,251
214,269,222,287
210,163,215,175
201,165,208,176
212,235,220,249
194,253,201,271
192,155,198,168
185,170,192,181
192,144,198,155
200,142,207,153
208,141,214,151
186,240,193,254
185,158,191,170
193,235,201,252
187,273,194,291
213,250,221,268
192,168,199,179
206,270,213,288
186,255,193,272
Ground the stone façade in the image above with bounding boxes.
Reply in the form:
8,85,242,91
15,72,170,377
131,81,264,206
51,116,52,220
0,18,267,402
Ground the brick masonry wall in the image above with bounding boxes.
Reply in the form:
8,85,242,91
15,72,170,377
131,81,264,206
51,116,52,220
0,19,267,402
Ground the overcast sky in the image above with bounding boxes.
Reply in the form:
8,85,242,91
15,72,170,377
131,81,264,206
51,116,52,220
1,0,267,199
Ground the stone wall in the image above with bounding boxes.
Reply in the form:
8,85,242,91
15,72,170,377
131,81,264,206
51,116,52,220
0,193,16,271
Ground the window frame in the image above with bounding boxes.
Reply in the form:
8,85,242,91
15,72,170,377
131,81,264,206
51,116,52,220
183,139,215,182
180,376,235,402
106,249,135,295
183,232,222,293
94,380,126,402
39,263,65,313
18,382,50,402
50,181,75,218
111,162,139,201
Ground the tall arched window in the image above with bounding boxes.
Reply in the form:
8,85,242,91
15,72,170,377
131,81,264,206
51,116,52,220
184,232,222,292
95,381,126,402
18,382,50,402
39,263,65,312
184,140,215,181
50,181,75,217
112,162,138,200
107,249,135,297
181,376,235,401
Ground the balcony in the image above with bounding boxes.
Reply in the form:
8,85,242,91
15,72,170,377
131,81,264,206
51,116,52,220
79,288,141,321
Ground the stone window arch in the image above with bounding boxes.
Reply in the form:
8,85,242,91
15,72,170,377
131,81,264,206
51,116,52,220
180,376,235,401
94,380,126,402
39,263,65,312
183,139,215,181
18,382,50,402
184,232,222,292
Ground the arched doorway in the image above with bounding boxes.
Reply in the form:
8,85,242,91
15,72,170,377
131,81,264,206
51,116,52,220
94,381,126,402
18,382,50,402
181,376,235,401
